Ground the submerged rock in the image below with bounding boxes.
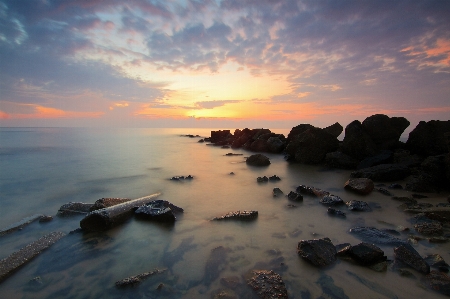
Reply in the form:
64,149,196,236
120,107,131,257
246,270,288,299
287,191,303,202
204,246,229,286
212,211,258,221
257,176,269,183
0,214,45,236
272,188,283,197
327,207,346,218
115,268,167,287
297,238,337,267
394,245,430,274
349,227,407,246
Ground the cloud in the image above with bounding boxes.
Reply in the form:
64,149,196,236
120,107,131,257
195,100,241,109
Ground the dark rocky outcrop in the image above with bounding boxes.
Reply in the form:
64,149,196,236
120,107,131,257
406,120,450,156
58,202,94,216
212,210,258,221
287,191,303,201
357,150,393,169
344,178,374,195
246,270,288,299
246,154,270,166
297,238,337,267
325,151,359,169
272,188,283,197
341,120,378,160
361,114,409,150
350,164,411,181
323,122,343,138
394,245,430,274
135,200,183,222
90,198,132,211
406,154,449,192
423,270,450,296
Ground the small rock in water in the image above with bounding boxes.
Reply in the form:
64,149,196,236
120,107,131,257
39,215,53,223
320,195,344,206
423,270,450,296
272,188,283,197
287,191,303,201
327,207,346,218
246,270,288,299
347,242,387,266
346,200,371,211
269,175,281,181
344,178,374,195
257,176,269,183
212,210,258,221
297,238,337,267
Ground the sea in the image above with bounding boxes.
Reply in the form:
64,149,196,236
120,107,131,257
0,127,449,299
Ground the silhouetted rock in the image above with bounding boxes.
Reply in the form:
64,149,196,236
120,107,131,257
325,151,359,169
344,178,374,195
287,123,315,141
406,120,450,156
246,154,270,166
361,114,409,150
394,245,430,274
211,130,232,143
323,122,343,138
267,136,285,153
350,163,411,181
341,120,377,160
297,238,337,267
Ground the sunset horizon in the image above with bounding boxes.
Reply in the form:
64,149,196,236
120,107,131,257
1,1,449,130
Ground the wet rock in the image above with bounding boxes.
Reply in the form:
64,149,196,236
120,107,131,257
204,246,229,286
170,175,194,181
39,215,53,223
325,151,359,169
414,222,443,236
287,191,303,201
320,195,344,206
225,153,243,156
246,154,270,166
212,211,258,221
424,254,449,270
347,242,387,266
246,270,288,299
346,200,371,211
297,238,337,267
344,178,374,195
296,185,329,197
90,198,132,211
423,270,450,296
267,137,285,153
0,232,65,283
349,227,407,246
115,268,167,287
327,207,346,218
268,175,281,181
135,200,183,222
257,176,269,183
377,187,394,196
211,288,238,299
357,150,393,169
394,245,430,274
406,120,450,156
272,188,283,197
323,122,343,138
316,274,349,299
0,214,45,236
58,202,94,216
350,164,411,182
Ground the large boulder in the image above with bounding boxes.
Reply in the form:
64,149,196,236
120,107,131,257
246,154,270,166
406,120,450,156
210,130,232,143
297,238,337,267
286,127,339,164
350,163,411,181
267,136,285,153
347,242,387,266
323,122,343,138
344,178,374,195
394,245,430,274
325,151,359,169
361,114,410,150
341,120,377,160
287,124,315,141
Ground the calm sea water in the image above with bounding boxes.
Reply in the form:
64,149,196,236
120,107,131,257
0,127,449,298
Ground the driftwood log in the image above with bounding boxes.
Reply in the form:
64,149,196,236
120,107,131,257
80,193,161,232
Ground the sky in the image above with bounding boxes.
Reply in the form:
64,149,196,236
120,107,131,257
0,0,449,130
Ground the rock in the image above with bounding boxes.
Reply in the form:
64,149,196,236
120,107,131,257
204,246,229,286
406,120,450,156
90,198,132,211
212,211,258,221
350,164,411,181
349,227,407,246
272,188,283,197
246,270,288,299
361,114,410,150
267,137,285,153
316,274,349,299
376,187,394,196
325,151,359,169
246,154,270,166
287,127,339,164
341,120,377,160
297,238,337,267
393,149,423,167
394,245,430,274
134,200,182,222
268,175,281,181
389,183,403,189
323,122,343,138
423,270,450,296
287,191,303,201
0,214,45,236
170,175,194,181
225,153,243,156
347,242,387,266
327,207,346,218
414,222,443,236
287,123,315,141
296,185,329,197
115,268,167,287
257,176,269,183
346,200,371,211
357,150,393,169
320,195,344,206
58,202,94,216
344,178,374,195
211,130,232,143
424,254,449,269
39,215,53,223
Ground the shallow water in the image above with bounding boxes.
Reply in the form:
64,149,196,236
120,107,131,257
0,127,449,298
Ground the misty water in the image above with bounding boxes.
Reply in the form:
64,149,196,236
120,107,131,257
0,127,449,298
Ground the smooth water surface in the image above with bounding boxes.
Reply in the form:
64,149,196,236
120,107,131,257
0,127,449,298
